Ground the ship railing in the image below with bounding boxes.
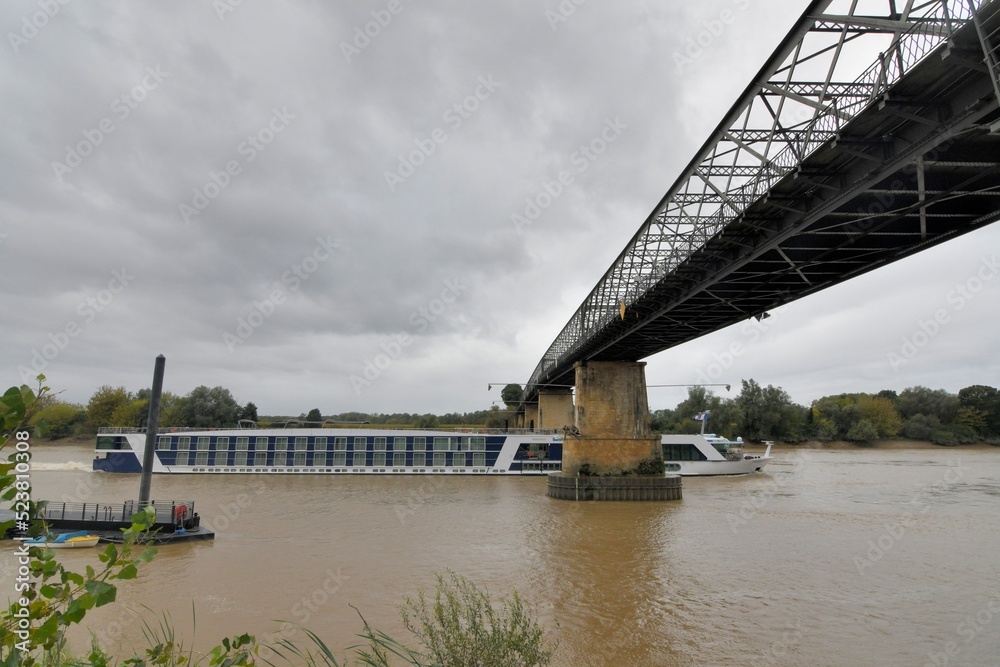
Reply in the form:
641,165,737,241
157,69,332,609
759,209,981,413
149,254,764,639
98,426,561,435
37,499,197,525
97,427,205,434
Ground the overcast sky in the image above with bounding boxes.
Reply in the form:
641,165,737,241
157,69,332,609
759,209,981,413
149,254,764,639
2,0,998,417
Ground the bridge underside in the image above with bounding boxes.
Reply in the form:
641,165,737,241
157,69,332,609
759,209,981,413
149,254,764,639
530,1,1000,394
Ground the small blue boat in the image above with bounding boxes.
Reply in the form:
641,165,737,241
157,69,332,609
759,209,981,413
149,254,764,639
24,531,100,548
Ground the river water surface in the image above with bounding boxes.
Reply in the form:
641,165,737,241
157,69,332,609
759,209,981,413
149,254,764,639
7,443,1000,666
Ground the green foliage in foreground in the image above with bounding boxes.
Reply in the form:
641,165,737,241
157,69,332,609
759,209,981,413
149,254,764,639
3,377,555,667
401,572,556,667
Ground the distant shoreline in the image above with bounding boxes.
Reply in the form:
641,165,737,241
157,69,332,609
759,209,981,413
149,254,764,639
770,439,998,450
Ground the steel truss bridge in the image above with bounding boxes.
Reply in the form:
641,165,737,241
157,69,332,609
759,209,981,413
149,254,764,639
525,0,1000,401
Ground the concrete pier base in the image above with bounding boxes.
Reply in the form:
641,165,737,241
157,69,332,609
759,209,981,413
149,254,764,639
547,473,682,501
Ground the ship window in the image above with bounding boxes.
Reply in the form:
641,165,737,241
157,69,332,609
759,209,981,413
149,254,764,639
156,437,171,451
332,452,346,466
254,437,268,450
175,451,189,466
217,437,230,449
454,453,468,467
353,437,367,450
352,451,366,466
178,437,191,450
96,436,118,450
236,437,249,450
195,452,209,466
412,452,426,467
470,437,486,451
275,437,288,451
253,451,267,466
393,437,406,451
294,452,307,466
315,436,327,450
412,437,426,451
373,452,386,467
334,437,347,451
433,453,447,467
473,452,486,467
295,437,308,451
433,437,449,451
393,452,406,466
312,452,325,466
197,437,210,450
374,437,386,451
234,452,248,466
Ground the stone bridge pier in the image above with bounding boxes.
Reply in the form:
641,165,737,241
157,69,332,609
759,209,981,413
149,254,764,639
547,360,681,501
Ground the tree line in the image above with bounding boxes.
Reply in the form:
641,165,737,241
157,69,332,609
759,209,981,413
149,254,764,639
651,380,1000,445
27,385,516,439
28,379,1000,446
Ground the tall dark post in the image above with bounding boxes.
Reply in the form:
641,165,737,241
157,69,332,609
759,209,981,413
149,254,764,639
138,355,165,505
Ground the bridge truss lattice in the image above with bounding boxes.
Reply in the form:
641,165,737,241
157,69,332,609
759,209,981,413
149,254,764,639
526,0,1000,399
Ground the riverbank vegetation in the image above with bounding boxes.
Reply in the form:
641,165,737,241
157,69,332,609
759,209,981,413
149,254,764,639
650,381,1000,445
25,379,1000,447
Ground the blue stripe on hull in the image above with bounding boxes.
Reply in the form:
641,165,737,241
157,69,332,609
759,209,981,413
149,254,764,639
93,452,142,472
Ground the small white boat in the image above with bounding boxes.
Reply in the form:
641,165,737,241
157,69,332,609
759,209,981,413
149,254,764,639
661,433,773,476
24,531,100,548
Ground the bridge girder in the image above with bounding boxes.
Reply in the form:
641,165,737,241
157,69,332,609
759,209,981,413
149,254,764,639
525,0,1000,402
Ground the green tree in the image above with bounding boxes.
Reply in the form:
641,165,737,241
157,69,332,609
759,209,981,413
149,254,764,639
157,392,185,426
415,414,439,429
109,397,149,428
85,385,132,429
896,386,960,423
500,384,523,409
856,395,902,438
736,379,801,441
903,413,940,440
27,402,85,439
846,419,879,443
305,408,323,423
238,401,259,423
958,385,1000,436
177,386,239,428
484,405,507,429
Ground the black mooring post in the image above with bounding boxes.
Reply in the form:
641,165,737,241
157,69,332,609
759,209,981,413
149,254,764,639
138,355,165,505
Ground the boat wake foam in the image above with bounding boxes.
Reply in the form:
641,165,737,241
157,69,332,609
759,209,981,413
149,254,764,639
31,462,93,472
